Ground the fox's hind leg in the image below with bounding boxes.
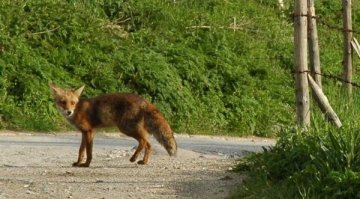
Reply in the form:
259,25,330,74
129,138,151,165
139,141,151,165
129,138,145,163
119,120,152,164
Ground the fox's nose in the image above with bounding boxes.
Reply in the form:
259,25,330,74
66,110,73,115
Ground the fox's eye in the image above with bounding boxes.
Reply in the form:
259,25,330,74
70,101,75,105
60,100,66,105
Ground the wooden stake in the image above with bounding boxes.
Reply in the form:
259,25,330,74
308,74,342,128
294,0,310,129
342,0,353,95
278,0,285,10
308,0,322,88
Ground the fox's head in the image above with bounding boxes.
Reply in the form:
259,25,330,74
49,83,85,118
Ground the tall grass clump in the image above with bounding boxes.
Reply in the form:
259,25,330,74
232,88,360,198
234,128,360,198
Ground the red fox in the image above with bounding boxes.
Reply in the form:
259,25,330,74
49,83,177,167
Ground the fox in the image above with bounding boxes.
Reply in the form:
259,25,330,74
49,83,177,167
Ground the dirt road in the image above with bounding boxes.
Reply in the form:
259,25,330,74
0,131,275,199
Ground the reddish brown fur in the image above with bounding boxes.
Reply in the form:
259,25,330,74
49,83,177,167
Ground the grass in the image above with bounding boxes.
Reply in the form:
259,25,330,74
232,89,360,198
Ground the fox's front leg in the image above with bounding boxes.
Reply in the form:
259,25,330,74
73,133,86,167
73,130,94,167
83,130,94,167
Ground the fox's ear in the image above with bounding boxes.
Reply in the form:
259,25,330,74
49,82,62,96
73,85,85,97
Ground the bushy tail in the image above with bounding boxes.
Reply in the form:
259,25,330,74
144,104,177,156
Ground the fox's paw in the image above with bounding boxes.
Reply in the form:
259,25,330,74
129,156,137,162
137,160,147,165
72,162,89,167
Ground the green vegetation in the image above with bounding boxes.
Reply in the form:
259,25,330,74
0,0,295,135
0,0,359,136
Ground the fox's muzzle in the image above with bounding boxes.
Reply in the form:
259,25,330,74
66,110,73,116
59,108,74,117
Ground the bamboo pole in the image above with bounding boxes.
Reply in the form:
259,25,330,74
308,74,342,128
294,0,310,129
342,0,353,95
308,0,322,88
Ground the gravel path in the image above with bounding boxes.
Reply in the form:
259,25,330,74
0,131,275,199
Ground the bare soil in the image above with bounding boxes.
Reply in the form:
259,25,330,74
0,131,275,199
